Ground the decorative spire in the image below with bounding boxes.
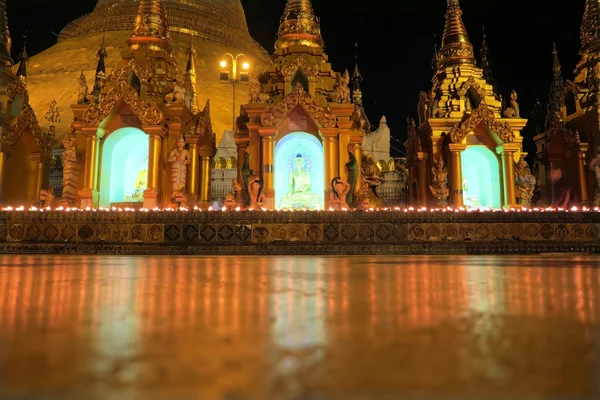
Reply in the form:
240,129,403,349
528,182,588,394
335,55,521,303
0,0,12,68
551,40,561,79
431,35,439,72
581,0,600,56
438,0,475,68
479,26,499,96
128,0,171,52
352,41,362,105
92,35,107,100
15,32,27,79
274,0,324,51
185,35,199,113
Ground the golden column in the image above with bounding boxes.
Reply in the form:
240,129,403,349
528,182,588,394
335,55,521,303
144,126,165,209
185,135,200,204
448,143,466,207
417,153,429,207
321,127,339,206
198,145,213,208
577,143,590,204
78,128,100,209
497,143,519,208
258,127,277,209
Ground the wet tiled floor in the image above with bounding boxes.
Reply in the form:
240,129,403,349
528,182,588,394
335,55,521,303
1,254,600,399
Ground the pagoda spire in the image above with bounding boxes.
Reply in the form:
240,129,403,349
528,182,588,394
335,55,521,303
551,40,562,79
438,0,475,68
15,32,27,80
0,0,12,68
274,0,323,51
480,26,499,96
580,0,600,56
352,41,362,105
185,35,199,113
128,0,171,53
91,35,107,100
431,35,439,72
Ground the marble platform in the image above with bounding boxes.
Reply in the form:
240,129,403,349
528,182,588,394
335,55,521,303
1,210,599,255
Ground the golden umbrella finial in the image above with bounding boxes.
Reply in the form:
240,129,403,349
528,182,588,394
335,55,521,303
128,0,171,53
581,0,600,56
438,0,475,68
274,0,324,51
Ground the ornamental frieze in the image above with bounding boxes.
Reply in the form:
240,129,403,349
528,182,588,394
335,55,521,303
261,83,336,128
281,56,318,76
449,100,515,143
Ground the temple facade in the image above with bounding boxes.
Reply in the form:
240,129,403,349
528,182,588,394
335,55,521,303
234,0,377,210
533,0,600,206
407,0,528,209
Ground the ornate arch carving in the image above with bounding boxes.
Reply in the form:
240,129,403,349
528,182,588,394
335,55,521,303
457,76,486,100
261,83,336,128
281,56,318,76
82,59,163,126
448,100,515,143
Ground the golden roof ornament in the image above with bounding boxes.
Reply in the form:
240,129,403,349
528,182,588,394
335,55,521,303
0,0,12,68
274,0,324,51
581,0,600,56
15,32,27,79
551,41,561,79
438,0,475,68
128,0,172,52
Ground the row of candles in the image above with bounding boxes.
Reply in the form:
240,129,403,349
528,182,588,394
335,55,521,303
1,205,599,213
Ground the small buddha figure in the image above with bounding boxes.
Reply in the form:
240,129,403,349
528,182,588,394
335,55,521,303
248,175,265,210
168,135,191,193
77,72,89,104
329,177,350,210
279,153,320,209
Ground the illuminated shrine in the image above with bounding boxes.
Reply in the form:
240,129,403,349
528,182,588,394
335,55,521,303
234,0,374,210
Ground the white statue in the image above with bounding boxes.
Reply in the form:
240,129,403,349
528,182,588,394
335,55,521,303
362,116,391,162
168,135,191,193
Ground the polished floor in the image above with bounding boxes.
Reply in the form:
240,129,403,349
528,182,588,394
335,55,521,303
1,255,600,400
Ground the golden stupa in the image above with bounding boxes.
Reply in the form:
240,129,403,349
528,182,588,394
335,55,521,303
23,0,269,142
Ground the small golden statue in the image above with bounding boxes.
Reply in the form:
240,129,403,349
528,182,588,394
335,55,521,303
77,72,89,104
39,186,55,208
355,184,372,210
168,135,191,194
515,156,536,207
247,174,265,210
330,69,351,103
429,157,449,206
223,179,243,210
503,89,520,118
249,74,269,103
329,177,351,210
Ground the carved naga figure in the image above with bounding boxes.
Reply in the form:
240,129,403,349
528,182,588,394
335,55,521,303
360,154,383,209
345,144,359,206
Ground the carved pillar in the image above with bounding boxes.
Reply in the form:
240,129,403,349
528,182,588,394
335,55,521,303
448,143,466,207
416,153,429,207
186,135,200,204
577,143,590,204
321,127,339,208
144,125,165,209
78,129,100,209
497,143,519,208
198,145,213,208
258,127,277,209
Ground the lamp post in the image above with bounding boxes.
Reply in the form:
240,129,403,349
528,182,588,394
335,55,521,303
220,53,250,130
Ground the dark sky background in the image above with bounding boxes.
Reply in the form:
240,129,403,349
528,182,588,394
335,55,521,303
6,0,585,156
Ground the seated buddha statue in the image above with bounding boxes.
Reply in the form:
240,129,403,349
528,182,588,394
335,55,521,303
278,154,320,209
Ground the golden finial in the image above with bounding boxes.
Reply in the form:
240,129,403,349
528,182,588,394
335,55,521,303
581,0,600,56
438,0,475,68
15,31,27,79
128,0,171,52
551,41,562,79
0,0,12,68
185,34,199,113
274,0,323,51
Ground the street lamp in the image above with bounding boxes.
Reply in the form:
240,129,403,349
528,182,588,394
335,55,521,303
220,53,250,130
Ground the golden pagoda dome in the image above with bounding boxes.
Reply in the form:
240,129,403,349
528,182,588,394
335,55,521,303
20,0,268,143
274,0,324,51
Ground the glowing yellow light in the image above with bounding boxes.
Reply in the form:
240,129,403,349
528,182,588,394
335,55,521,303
220,60,227,68
242,62,250,70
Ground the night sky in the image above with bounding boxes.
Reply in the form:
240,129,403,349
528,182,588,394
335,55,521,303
7,0,586,155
